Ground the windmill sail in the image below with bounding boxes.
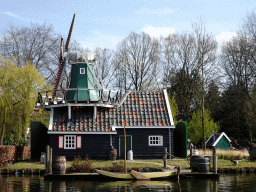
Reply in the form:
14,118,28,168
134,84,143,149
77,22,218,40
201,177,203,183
52,13,77,99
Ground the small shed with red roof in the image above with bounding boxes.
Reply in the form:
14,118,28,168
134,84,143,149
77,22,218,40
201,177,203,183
206,132,231,150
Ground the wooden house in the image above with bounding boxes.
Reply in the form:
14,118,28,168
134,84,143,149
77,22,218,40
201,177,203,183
206,132,231,150
36,13,176,160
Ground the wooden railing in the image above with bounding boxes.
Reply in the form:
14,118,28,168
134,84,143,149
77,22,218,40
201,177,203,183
37,88,119,107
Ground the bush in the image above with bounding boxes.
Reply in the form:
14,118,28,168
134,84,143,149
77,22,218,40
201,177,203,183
110,161,125,172
71,156,94,172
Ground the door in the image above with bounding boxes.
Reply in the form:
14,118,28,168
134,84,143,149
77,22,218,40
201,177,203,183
119,135,132,159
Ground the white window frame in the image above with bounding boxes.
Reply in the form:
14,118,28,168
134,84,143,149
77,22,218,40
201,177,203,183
80,68,85,74
64,135,76,149
148,135,163,146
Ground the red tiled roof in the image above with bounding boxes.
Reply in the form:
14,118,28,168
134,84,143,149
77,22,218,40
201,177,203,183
50,90,171,132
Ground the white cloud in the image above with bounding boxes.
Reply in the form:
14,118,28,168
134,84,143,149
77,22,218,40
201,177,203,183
1,11,31,22
216,31,238,45
139,8,175,15
141,25,175,38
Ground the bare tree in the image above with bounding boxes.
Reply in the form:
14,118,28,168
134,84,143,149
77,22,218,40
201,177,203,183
0,23,62,83
94,47,115,89
193,19,218,149
162,33,199,119
114,32,161,91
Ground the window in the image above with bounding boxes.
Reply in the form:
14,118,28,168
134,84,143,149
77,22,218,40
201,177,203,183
149,136,163,146
64,135,76,149
58,135,82,149
80,68,85,74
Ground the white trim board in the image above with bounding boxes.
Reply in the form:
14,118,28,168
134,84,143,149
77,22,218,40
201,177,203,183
163,89,174,126
48,131,117,134
111,125,175,131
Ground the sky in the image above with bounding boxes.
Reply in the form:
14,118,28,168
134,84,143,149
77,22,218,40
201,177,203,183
0,0,255,51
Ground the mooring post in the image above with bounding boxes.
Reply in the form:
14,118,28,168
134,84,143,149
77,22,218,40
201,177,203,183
213,147,217,173
45,145,50,174
49,147,52,174
163,148,167,168
190,144,193,168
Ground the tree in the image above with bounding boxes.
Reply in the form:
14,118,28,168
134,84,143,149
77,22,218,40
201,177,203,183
94,47,115,89
219,10,256,142
0,57,16,145
187,109,220,146
162,33,200,120
205,80,222,122
0,23,61,83
244,87,256,142
192,18,218,149
0,56,48,144
114,32,161,91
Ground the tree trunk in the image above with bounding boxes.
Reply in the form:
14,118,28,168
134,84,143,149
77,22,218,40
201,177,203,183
1,121,6,145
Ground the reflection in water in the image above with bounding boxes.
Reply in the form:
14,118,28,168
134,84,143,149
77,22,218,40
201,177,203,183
0,174,256,191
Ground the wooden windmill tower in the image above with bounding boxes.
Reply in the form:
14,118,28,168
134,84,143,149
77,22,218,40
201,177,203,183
37,13,119,131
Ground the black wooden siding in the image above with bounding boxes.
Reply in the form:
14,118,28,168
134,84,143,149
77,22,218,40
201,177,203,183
49,134,115,160
115,128,173,159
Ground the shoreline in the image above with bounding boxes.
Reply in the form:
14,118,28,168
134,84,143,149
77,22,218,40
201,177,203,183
0,167,256,176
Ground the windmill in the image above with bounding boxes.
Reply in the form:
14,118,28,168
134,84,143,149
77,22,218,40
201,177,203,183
37,13,118,106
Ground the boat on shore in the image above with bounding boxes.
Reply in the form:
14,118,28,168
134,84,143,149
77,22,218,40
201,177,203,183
95,169,176,180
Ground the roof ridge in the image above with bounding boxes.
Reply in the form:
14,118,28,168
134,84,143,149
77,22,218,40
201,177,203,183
117,90,132,107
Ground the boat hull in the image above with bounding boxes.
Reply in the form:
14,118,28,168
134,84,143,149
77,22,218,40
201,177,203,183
95,169,176,180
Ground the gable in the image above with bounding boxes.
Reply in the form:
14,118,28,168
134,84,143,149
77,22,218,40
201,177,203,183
206,132,231,147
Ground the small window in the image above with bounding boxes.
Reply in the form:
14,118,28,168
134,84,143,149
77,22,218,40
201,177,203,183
149,136,163,146
80,68,85,74
58,135,82,149
64,135,76,149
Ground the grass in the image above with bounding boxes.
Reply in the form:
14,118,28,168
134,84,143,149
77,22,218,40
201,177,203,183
193,149,250,160
0,151,255,171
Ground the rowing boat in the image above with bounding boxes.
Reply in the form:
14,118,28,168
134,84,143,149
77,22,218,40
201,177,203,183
95,169,176,180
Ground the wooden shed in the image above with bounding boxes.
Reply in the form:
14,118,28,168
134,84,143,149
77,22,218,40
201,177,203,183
206,132,231,150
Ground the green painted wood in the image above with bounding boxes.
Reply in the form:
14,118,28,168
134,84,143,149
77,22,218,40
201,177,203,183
119,135,132,159
215,137,229,150
174,122,187,158
66,63,100,101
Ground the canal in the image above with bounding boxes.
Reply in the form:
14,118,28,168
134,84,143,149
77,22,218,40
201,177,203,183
0,173,256,191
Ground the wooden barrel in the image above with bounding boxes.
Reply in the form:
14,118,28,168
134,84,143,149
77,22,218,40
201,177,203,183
52,156,66,174
198,157,210,173
191,155,204,172
110,148,117,161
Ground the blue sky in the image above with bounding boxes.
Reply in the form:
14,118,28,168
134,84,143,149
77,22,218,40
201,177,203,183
0,0,255,50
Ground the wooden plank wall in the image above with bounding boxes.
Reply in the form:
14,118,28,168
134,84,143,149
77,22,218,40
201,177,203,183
49,134,115,160
115,128,172,159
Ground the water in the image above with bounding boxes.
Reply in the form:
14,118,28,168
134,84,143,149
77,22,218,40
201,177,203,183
0,173,256,192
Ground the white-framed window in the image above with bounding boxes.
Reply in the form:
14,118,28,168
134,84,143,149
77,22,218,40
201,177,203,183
64,135,76,149
58,135,82,149
149,136,163,146
80,68,85,74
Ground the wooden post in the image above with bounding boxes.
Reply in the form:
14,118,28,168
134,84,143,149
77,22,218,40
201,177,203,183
213,147,217,173
49,147,52,174
124,125,127,174
163,148,167,168
45,145,50,174
190,144,193,168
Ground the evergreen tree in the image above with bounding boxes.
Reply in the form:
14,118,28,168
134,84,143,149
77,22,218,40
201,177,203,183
187,109,220,146
205,80,221,122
